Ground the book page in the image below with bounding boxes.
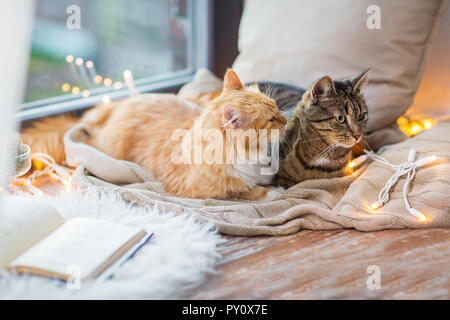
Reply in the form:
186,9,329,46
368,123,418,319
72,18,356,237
10,217,144,279
0,199,64,267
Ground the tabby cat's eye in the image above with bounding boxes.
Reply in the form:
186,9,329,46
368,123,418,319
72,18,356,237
336,115,346,123
358,112,366,121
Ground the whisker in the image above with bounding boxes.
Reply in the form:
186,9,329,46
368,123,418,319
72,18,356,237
307,143,338,165
362,136,372,151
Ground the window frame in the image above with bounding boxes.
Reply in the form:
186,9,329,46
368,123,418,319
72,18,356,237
17,0,212,121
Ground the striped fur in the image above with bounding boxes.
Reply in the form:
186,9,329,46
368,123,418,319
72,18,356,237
253,69,370,188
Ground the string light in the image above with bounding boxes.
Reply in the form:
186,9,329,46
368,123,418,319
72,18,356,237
396,116,409,127
60,56,143,113
348,155,367,169
102,95,111,103
422,119,434,129
94,75,103,84
66,55,74,63
71,86,80,94
10,152,73,196
61,83,70,92
103,78,112,86
124,70,138,96
409,122,422,135
75,57,84,66
64,56,139,99
365,148,437,222
370,201,383,210
397,116,436,137
64,175,73,193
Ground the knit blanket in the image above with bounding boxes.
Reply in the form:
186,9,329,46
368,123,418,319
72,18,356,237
63,117,450,236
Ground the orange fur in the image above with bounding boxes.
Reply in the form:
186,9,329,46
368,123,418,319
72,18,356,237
21,115,79,164
22,70,286,199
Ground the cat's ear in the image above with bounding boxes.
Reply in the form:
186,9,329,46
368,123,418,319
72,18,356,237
222,104,245,128
350,68,370,92
223,69,243,91
311,76,336,102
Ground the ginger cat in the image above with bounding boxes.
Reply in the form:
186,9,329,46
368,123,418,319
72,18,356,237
22,70,286,200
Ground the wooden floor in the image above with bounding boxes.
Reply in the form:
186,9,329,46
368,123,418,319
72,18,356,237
185,228,450,299
15,177,450,300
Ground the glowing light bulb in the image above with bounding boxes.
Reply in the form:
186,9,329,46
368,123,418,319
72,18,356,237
102,95,111,103
410,122,422,135
64,175,72,193
103,78,112,86
75,57,84,66
66,55,74,63
348,155,367,169
407,208,427,222
71,86,80,94
82,90,90,98
85,60,94,69
61,83,70,92
422,119,434,129
123,70,138,95
94,75,103,84
396,116,409,126
371,201,383,210
123,70,132,79
114,81,122,89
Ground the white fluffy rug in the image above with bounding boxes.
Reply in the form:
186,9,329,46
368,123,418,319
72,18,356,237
0,188,224,299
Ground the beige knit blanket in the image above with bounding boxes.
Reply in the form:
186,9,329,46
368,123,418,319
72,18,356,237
64,119,450,236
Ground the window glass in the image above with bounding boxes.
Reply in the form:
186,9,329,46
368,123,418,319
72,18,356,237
24,0,193,104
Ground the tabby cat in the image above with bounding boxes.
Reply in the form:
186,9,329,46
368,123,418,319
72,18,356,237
249,69,370,188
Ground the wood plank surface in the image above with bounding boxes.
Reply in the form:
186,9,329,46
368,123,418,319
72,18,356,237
185,229,449,299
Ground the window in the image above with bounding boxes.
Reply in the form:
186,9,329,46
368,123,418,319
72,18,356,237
19,0,210,120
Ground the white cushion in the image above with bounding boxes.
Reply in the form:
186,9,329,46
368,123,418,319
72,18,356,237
233,0,448,133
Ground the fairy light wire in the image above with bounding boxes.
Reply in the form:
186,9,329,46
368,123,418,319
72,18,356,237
364,148,440,221
11,152,72,195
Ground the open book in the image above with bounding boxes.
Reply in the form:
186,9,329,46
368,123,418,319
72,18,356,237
0,203,152,281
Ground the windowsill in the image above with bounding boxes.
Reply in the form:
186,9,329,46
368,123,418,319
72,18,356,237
16,73,195,122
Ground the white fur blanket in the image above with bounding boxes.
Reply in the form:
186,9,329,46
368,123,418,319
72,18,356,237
0,189,223,299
